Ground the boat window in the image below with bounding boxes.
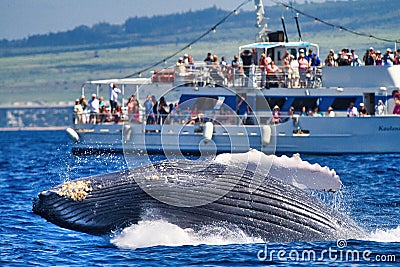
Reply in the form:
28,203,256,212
179,96,218,110
267,48,275,61
256,97,286,110
291,98,318,110
331,97,357,110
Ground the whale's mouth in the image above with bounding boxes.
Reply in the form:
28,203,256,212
32,189,85,234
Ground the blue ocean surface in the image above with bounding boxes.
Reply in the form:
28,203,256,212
1,130,399,266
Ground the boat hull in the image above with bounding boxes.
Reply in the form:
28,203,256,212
70,116,400,154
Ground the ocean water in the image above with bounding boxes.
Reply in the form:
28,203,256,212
1,130,399,266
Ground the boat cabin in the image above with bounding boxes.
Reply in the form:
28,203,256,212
239,41,319,67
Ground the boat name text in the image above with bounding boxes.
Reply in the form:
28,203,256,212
378,126,400,132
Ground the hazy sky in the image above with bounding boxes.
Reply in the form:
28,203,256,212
0,0,325,40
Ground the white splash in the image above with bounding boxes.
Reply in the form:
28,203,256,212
366,226,400,243
110,220,262,249
215,149,341,192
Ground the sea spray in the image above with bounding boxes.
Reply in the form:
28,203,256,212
111,220,263,249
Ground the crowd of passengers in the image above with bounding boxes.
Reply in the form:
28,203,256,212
173,47,400,89
271,90,400,123
73,82,241,125
73,88,400,126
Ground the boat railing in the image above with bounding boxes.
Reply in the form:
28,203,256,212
151,62,323,89
72,110,283,127
73,107,390,128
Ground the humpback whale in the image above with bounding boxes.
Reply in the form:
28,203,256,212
33,150,364,242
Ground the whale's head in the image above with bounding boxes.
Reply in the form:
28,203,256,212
33,171,145,235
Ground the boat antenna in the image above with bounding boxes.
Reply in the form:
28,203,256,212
294,12,302,42
281,16,289,42
254,0,270,42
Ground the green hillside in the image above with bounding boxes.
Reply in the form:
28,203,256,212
0,0,398,106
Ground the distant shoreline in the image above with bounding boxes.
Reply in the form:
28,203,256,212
0,126,67,131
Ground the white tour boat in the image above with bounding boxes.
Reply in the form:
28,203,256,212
67,0,400,155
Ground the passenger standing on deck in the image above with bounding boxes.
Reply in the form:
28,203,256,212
383,48,394,66
237,96,251,124
158,97,169,125
88,94,100,124
300,106,307,117
298,50,309,88
375,51,383,66
240,50,253,86
231,55,240,72
351,55,361,67
347,102,358,117
363,47,375,66
251,48,258,65
306,49,315,63
327,106,335,117
98,96,105,110
109,83,121,113
204,52,213,65
259,53,268,88
272,105,281,124
375,100,385,116
359,103,369,116
127,97,137,122
144,95,155,124
324,50,337,67
79,95,89,124
73,99,84,124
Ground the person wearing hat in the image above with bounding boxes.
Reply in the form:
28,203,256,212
383,48,394,66
78,95,89,123
347,102,358,117
375,99,385,116
363,48,375,66
324,49,337,67
327,106,335,117
298,49,309,88
175,57,186,75
73,98,84,124
359,103,369,117
272,105,281,124
351,54,361,67
183,53,189,64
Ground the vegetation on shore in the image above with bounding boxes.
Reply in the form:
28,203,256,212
0,0,397,106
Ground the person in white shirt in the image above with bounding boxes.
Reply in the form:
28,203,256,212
327,106,335,117
109,83,121,113
375,100,385,116
346,102,358,117
88,94,100,123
